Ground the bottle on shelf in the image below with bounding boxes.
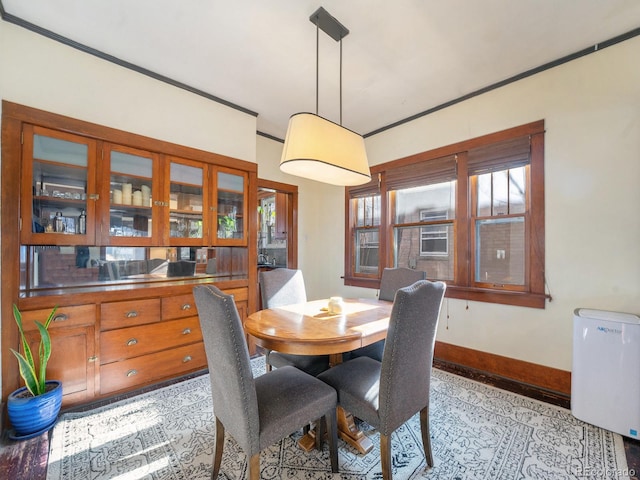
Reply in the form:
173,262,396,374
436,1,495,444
77,209,87,235
54,212,64,233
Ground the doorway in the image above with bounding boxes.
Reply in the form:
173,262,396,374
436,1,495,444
257,179,298,310
257,179,298,269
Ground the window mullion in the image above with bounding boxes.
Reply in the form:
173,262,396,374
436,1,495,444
456,151,470,287
385,189,395,269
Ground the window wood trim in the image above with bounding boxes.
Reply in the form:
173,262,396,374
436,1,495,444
344,120,547,308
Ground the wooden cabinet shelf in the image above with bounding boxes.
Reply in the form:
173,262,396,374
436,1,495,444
109,204,153,211
33,196,87,206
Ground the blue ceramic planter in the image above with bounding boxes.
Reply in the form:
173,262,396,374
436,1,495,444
7,380,63,438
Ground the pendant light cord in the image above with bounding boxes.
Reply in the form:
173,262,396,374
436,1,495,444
340,38,343,125
316,21,319,116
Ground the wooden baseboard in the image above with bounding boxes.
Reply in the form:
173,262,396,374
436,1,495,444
434,341,571,401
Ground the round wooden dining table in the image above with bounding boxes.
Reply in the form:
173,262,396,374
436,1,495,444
245,297,393,454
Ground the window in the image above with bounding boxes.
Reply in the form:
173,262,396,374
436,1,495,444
346,175,383,285
344,120,546,308
392,177,456,280
354,194,380,275
472,166,526,288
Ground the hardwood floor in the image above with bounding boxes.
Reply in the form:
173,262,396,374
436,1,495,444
1,363,638,480
0,432,49,480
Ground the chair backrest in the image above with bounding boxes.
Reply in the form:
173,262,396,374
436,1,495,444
378,280,446,432
378,267,427,301
193,284,260,454
259,268,307,308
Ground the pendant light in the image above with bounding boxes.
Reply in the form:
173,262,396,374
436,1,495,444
280,7,371,186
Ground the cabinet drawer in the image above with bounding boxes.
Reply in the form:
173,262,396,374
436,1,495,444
100,316,202,364
162,293,197,320
101,298,161,331
225,287,248,303
21,304,95,332
99,342,207,395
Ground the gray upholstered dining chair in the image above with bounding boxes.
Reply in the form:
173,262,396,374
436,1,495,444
259,268,330,376
318,279,446,480
378,267,428,302
344,267,427,362
193,284,339,480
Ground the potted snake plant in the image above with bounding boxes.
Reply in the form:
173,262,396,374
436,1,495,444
7,304,63,439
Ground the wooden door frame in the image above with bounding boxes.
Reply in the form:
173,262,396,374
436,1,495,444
256,179,298,269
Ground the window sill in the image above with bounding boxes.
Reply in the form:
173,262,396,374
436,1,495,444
343,276,381,290
445,285,547,308
344,276,547,308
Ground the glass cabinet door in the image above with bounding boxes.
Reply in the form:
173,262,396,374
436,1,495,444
21,125,97,245
169,158,205,246
103,144,157,245
215,168,247,245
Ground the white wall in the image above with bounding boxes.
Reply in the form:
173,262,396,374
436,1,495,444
258,36,640,372
0,21,257,161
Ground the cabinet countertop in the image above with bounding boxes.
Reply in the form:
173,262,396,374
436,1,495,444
18,275,249,308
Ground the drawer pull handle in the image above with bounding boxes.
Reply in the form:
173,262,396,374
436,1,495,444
181,303,192,311
126,338,138,346
183,355,192,363
88,356,97,363
182,328,191,335
53,313,68,322
125,311,138,318
126,369,138,377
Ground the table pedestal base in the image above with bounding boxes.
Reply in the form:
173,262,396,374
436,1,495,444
297,407,373,454
297,429,317,452
337,406,373,454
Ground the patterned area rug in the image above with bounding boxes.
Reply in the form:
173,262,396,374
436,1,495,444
47,356,630,479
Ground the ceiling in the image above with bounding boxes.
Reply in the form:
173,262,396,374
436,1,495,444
3,1,640,140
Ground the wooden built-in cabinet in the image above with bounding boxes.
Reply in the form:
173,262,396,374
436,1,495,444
21,305,96,405
1,101,258,409
21,127,248,247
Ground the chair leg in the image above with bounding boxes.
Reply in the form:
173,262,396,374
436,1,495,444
380,433,392,480
314,418,324,451
420,406,434,467
248,453,260,480
212,417,225,480
325,410,339,473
